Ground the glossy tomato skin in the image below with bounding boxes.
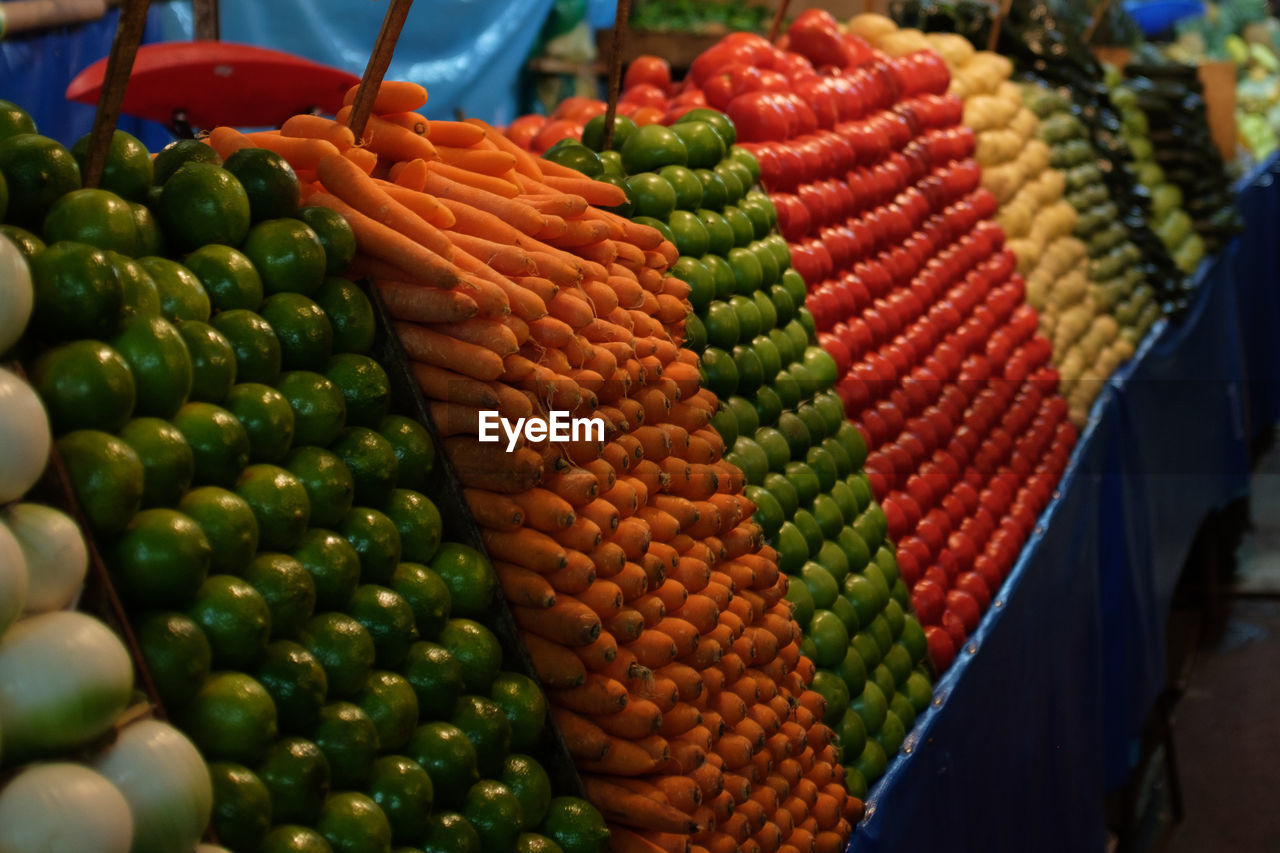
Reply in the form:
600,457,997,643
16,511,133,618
926,624,956,672
912,577,945,624
941,608,969,649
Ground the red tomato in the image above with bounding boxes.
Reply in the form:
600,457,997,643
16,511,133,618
623,56,672,94
946,589,981,632
954,571,991,610
881,494,911,542
926,625,956,670
972,553,1003,590
726,90,792,142
631,106,665,126
898,535,931,572
505,114,547,150
912,578,946,624
897,547,922,585
532,119,583,153
940,609,968,649
923,565,949,590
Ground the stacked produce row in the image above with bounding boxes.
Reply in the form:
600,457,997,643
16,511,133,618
0,250,220,853
1117,54,1243,255
1104,69,1207,277
1,101,604,853
532,103,937,801
210,82,862,853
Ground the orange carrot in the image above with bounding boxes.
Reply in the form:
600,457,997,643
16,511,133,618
375,181,456,228
376,110,430,135
582,777,701,833
551,707,611,761
425,158,519,197
591,698,663,739
426,119,488,147
550,672,629,715
422,172,545,235
463,488,524,530
376,280,476,323
482,527,568,572
281,114,356,150
316,154,455,257
494,562,556,608
445,231,536,276
410,362,500,408
388,158,430,191
539,173,628,207
342,80,428,113
395,322,504,380
243,131,339,169
573,630,618,671
357,114,439,162
207,125,254,158
512,599,602,646
544,466,600,506
443,437,542,492
435,145,518,175
577,737,663,776
509,488,575,532
466,117,545,178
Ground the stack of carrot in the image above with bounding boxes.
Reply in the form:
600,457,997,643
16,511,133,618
206,79,859,853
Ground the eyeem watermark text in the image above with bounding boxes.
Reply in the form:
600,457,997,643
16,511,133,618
478,411,606,451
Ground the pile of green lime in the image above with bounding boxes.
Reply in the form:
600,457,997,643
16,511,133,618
4,99,605,852
544,106,935,797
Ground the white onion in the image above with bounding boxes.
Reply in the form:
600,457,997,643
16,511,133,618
0,521,27,637
92,720,212,853
0,762,134,853
0,367,50,504
0,611,133,762
4,504,87,614
0,234,33,355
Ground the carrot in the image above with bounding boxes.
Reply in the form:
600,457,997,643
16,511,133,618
388,157,430,191
606,607,645,643
583,777,701,833
281,114,356,150
627,629,679,669
308,192,459,289
613,560,650,601
544,466,600,506
516,631,585,688
554,515,603,552
552,707,611,761
317,154,454,256
443,437,542,493
206,125,254,159
445,231,536,276
495,562,556,608
573,630,618,670
577,737,663,776
377,110,429,135
243,131,340,169
426,119,488,147
609,827,684,853
520,192,588,218
543,551,596,595
375,181,455,228
550,672,629,715
512,598,602,646
342,80,428,113
428,401,489,437
466,117,544,177
463,489,524,531
427,316,519,355
425,158,519,197
481,527,568,572
342,145,379,174
395,322,504,380
435,145,518,175
532,173,628,206
422,172,545,235
376,280,477,323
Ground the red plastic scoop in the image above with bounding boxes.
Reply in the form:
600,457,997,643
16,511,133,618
66,41,360,130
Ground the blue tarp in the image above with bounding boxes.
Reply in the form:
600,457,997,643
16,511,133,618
850,154,1280,852
1,0,556,149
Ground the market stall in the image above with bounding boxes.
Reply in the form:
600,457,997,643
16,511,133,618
1,1,1278,851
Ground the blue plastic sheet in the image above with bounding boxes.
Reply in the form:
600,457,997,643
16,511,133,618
851,159,1280,852
149,0,555,126
0,7,173,149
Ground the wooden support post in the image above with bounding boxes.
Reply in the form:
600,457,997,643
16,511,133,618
82,0,151,190
347,0,414,143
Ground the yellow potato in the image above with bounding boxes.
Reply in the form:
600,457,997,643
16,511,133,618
845,13,898,42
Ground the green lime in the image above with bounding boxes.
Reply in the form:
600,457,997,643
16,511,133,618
889,690,916,731
784,574,814,628
810,669,851,726
260,825,334,853
658,165,704,211
208,762,272,852
243,552,317,639
278,369,347,446
542,139,604,178
401,641,463,719
285,446,355,528
159,162,251,251
257,736,333,824
172,401,250,487
316,791,393,853
235,462,311,550
674,109,736,146
580,114,637,152
357,670,420,752
110,507,210,607
312,701,381,788
0,133,81,228
367,755,434,845
670,120,726,169
489,672,547,753
0,224,45,258
693,168,728,211
119,416,194,507
185,244,264,312
129,203,164,256
754,384,783,427
775,520,809,577
189,573,272,668
407,722,479,809
110,315,193,418
800,560,839,609
255,639,330,734
744,484,784,538
430,542,496,619
517,833,565,853
69,129,151,201
135,611,211,710
697,209,734,256
438,618,502,694
900,615,927,664
838,707,868,765
325,353,391,427
839,645,868,698
683,310,707,352
383,489,441,564
421,812,480,853
210,309,282,386
225,147,300,221
876,708,905,756
349,584,419,669
462,779,523,851
138,256,211,323
180,671,278,765
726,246,763,294
315,277,375,354
153,139,221,185
261,292,334,370
620,124,688,172
541,797,610,853
226,382,296,463
177,486,258,574
178,320,238,403
700,346,738,398
672,255,714,311
243,218,327,297
501,754,551,829
631,215,674,244
301,612,377,699
292,529,362,611
808,608,851,668
43,188,137,254
377,415,434,492
0,101,37,140
28,241,121,340
296,209,357,277
338,506,402,585
31,339,135,433
666,209,709,256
